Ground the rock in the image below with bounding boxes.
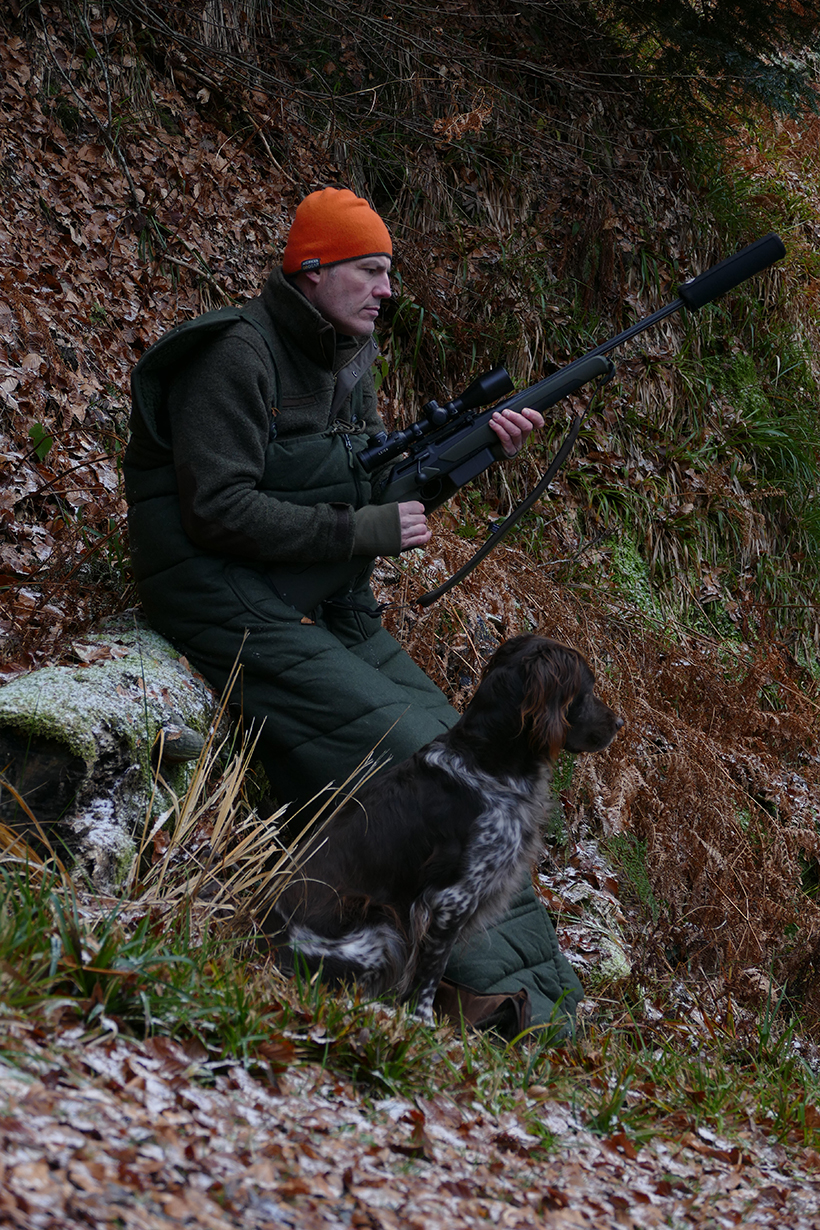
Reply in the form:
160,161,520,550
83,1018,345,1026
0,611,220,892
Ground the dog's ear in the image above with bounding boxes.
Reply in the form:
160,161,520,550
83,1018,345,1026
520,642,587,760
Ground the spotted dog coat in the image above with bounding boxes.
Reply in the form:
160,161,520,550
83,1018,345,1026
263,634,624,1021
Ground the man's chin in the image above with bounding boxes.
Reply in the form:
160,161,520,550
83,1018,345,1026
326,317,375,337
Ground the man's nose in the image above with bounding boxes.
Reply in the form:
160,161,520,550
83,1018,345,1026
375,273,392,299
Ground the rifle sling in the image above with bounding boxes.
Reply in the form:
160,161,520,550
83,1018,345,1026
415,406,587,608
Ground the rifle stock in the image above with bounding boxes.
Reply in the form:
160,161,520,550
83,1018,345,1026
379,353,615,512
263,354,613,613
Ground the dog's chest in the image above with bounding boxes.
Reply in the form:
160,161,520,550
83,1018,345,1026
470,772,546,876
424,746,550,887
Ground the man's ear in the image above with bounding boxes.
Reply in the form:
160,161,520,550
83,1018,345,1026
293,268,323,296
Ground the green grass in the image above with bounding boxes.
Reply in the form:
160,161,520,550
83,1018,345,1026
0,856,447,1091
2,837,820,1157
605,834,661,924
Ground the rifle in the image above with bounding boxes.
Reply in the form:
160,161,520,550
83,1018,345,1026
266,232,786,613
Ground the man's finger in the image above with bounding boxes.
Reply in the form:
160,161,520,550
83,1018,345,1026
489,406,544,457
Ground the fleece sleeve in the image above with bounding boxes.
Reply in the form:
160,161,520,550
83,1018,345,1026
352,502,402,557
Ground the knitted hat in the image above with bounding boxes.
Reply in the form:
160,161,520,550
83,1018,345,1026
282,187,392,274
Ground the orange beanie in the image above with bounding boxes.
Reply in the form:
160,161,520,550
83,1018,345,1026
282,187,392,274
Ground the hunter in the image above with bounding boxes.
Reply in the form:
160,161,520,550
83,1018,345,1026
123,186,583,1035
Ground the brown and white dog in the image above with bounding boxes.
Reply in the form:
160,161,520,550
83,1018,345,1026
264,634,623,1021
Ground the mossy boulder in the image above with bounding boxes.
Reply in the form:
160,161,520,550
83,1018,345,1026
0,612,219,891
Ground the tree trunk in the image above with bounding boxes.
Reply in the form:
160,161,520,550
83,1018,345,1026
0,612,220,892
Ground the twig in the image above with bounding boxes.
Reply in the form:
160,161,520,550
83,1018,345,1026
36,1,142,209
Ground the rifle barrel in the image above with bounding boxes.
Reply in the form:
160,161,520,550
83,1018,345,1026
364,233,785,477
678,232,786,310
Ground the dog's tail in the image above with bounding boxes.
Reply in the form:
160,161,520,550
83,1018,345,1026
286,921,408,996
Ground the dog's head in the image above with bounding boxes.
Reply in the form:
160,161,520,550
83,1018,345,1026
476,634,623,762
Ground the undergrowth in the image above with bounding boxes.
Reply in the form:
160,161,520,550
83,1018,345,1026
6,1,820,664
3,663,820,1159
2,846,820,1156
4,0,820,1170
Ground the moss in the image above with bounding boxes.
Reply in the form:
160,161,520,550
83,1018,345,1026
0,614,218,890
582,918,633,989
607,535,656,616
0,684,99,764
0,617,214,769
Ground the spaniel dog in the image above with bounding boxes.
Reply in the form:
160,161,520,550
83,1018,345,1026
263,634,623,1021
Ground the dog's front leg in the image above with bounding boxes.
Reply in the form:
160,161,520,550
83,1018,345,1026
407,934,459,1024
406,887,476,1023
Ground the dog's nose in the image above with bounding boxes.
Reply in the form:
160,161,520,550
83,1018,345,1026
615,716,625,729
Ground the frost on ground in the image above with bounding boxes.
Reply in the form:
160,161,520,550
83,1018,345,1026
1,1015,820,1230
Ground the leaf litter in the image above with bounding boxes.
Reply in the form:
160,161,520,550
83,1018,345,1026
1,1011,820,1230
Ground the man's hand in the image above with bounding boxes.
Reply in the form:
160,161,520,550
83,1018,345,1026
395,409,542,553
398,500,431,550
488,405,544,458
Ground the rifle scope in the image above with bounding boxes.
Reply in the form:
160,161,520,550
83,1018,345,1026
358,367,514,473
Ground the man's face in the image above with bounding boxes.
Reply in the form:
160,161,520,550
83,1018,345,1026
302,256,392,336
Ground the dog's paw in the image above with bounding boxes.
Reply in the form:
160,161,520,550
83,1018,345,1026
413,999,435,1025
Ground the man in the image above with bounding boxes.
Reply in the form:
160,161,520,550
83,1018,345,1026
124,187,583,1034
125,187,540,799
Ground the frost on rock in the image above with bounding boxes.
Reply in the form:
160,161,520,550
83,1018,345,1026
0,612,219,891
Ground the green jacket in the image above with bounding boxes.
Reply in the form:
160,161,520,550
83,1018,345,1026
123,268,456,798
125,267,404,585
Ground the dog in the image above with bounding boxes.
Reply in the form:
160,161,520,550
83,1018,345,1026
262,634,624,1022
